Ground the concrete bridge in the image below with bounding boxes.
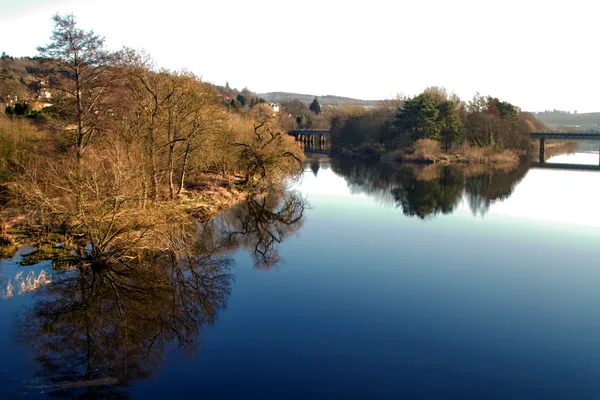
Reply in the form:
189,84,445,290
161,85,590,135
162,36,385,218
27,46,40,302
289,129,330,145
531,132,600,163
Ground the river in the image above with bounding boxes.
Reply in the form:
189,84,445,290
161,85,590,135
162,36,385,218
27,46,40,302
1,149,600,399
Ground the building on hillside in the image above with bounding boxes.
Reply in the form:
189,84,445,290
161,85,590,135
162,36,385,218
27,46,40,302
37,80,51,100
4,94,18,105
269,102,280,113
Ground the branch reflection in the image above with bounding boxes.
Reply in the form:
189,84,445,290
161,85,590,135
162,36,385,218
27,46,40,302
15,192,306,397
214,192,305,269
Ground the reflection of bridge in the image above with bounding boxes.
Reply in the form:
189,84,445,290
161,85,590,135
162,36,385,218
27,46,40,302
531,132,600,163
530,162,600,172
303,148,330,155
289,129,331,145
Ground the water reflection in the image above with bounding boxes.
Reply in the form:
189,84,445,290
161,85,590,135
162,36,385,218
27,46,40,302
11,192,306,398
17,242,232,398
391,167,464,219
326,155,530,219
215,193,305,268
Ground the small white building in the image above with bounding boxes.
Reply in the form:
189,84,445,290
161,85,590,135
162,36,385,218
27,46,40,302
269,102,280,113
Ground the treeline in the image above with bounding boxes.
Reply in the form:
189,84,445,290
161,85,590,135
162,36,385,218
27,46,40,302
277,97,330,130
330,87,546,155
0,14,304,262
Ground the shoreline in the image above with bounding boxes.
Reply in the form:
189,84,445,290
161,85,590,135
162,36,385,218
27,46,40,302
0,172,252,259
336,145,525,167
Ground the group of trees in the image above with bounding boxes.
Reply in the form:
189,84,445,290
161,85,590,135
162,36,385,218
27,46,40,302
225,86,268,110
330,87,544,153
394,89,462,151
0,14,304,262
4,101,45,117
278,97,327,130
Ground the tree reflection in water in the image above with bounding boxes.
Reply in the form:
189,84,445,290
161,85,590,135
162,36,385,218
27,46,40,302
328,154,530,219
15,192,305,398
210,192,305,269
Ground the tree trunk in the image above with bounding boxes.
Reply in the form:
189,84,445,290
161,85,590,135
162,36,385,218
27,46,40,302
141,176,148,209
75,66,85,216
168,143,175,200
177,143,191,196
148,108,159,201
149,134,158,201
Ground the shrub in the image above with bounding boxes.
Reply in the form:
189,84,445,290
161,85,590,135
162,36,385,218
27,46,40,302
412,139,441,159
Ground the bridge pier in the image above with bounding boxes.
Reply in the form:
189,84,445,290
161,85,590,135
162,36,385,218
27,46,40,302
532,132,600,164
289,129,331,151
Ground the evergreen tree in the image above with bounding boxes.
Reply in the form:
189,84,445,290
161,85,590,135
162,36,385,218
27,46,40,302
309,97,321,115
437,101,464,151
394,93,440,140
236,93,246,106
394,93,464,150
37,13,114,157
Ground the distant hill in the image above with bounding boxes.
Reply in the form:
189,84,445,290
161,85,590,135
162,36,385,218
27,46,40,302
532,111,600,132
258,92,380,107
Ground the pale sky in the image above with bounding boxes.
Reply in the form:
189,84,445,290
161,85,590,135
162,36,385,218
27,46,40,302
1,0,598,112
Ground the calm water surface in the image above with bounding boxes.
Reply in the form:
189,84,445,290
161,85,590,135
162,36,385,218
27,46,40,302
1,150,600,399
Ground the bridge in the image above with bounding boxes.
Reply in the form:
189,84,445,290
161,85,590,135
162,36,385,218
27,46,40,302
289,129,330,145
530,132,600,164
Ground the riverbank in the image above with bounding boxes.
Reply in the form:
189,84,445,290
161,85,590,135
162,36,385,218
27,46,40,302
338,139,524,167
0,172,251,259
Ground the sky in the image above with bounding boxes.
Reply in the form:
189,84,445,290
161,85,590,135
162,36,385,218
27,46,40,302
1,0,598,112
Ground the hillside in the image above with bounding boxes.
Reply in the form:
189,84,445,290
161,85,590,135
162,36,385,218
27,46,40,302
532,111,600,132
258,92,379,107
0,55,256,112
0,55,46,104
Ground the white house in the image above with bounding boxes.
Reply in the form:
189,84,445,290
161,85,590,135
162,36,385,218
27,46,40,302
269,102,280,113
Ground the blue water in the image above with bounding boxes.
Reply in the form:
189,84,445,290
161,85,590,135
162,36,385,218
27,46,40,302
2,152,600,399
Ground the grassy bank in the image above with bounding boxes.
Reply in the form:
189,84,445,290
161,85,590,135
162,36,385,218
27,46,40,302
344,139,523,167
0,172,252,260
